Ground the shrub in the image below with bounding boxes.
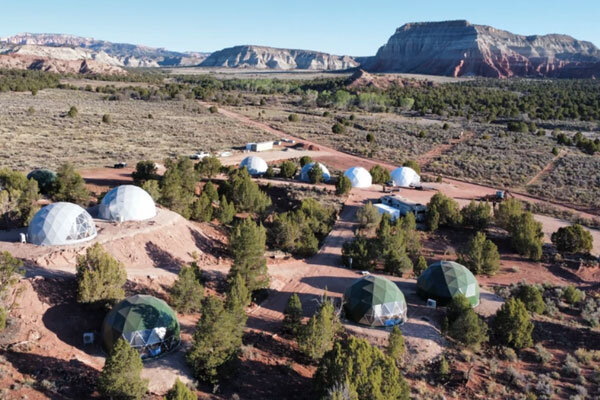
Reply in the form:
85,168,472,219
299,156,313,167
402,160,421,175
195,156,222,180
517,285,545,314
314,336,409,400
459,232,500,276
0,168,40,228
288,113,299,122
332,122,346,134
535,374,554,398
279,160,297,179
369,165,390,184
67,106,78,118
386,326,406,365
356,202,381,229
27,106,35,115
493,298,533,349
169,264,204,314
534,343,553,364
98,338,148,400
0,306,6,331
0,251,24,301
51,163,90,205
438,355,450,380
208,105,218,113
563,354,581,377
283,293,303,336
581,298,600,327
102,113,112,123
308,163,323,184
551,224,593,254
366,133,375,143
507,121,529,132
461,201,492,231
425,193,462,231
562,285,584,305
335,174,352,196
75,243,126,306
298,299,339,360
165,379,195,400
228,219,269,292
442,122,450,130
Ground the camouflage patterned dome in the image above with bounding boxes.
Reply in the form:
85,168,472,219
102,295,180,359
417,260,480,306
344,275,407,327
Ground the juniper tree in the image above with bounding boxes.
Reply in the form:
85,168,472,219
164,379,196,400
386,326,406,365
216,195,235,224
75,243,126,306
369,165,390,184
551,224,593,254
202,181,219,203
195,156,222,180
493,298,533,349
283,293,303,336
51,163,89,205
459,232,500,276
98,338,148,400
414,255,428,277
356,202,381,229
461,200,492,231
190,193,213,222
228,218,269,292
425,193,461,231
335,174,352,196
516,284,545,314
308,163,324,184
299,299,339,360
446,294,488,348
132,160,157,185
169,264,204,314
160,157,197,219
279,160,298,179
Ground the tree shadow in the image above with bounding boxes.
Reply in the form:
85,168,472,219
145,241,183,272
187,226,229,259
533,319,600,351
1,350,100,400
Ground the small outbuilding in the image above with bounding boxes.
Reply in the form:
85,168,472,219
300,162,331,182
28,202,97,246
101,295,180,359
239,156,268,175
99,185,157,222
390,167,420,187
344,167,372,188
417,260,480,307
344,275,408,327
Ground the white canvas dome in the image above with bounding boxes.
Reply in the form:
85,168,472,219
28,202,97,246
239,156,268,175
344,167,372,188
300,162,331,182
390,167,420,187
99,185,157,222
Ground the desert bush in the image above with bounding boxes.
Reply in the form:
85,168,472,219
505,365,526,389
563,354,581,377
102,113,112,123
551,224,593,254
493,298,533,349
501,346,518,362
208,105,218,113
0,306,6,331
288,113,299,122
562,285,584,305
535,374,554,399
98,338,148,400
332,122,346,134
581,297,600,327
67,106,78,118
534,343,553,364
75,243,126,306
169,264,204,314
516,285,546,314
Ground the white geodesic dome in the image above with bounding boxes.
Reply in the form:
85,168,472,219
300,162,331,182
344,167,372,188
390,167,420,187
28,202,97,246
99,185,157,222
239,156,268,175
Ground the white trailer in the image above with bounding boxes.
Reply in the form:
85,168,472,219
247,141,273,152
374,203,401,221
380,195,426,222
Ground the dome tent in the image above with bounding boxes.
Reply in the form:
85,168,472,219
239,156,268,176
344,167,372,188
102,295,180,359
300,162,331,182
28,202,97,246
99,185,156,222
27,169,56,194
417,260,480,307
344,275,407,327
390,167,420,187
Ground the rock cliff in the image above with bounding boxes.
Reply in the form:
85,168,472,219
368,20,600,78
200,45,358,70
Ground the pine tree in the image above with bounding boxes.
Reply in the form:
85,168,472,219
216,195,235,224
298,299,339,360
195,156,222,180
228,219,269,292
75,243,126,306
51,163,89,205
190,193,213,222
493,298,534,349
386,326,406,365
438,355,450,380
169,264,204,314
98,338,148,400
414,255,428,277
160,157,197,219
283,293,303,336
220,168,271,213
164,378,196,400
202,181,219,202
459,232,500,276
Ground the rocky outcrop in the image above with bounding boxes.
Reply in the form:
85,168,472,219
0,33,209,67
0,53,126,75
345,69,431,90
200,45,358,70
368,20,600,78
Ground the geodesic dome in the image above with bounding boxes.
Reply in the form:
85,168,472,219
239,156,268,175
99,185,156,222
300,162,331,182
28,202,97,246
27,169,56,194
102,295,180,359
344,167,372,188
390,167,420,187
417,260,480,307
344,275,407,327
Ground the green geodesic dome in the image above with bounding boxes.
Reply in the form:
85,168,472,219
27,169,56,194
101,295,180,359
417,261,480,307
344,275,407,327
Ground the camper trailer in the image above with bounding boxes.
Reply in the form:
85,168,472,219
380,195,426,222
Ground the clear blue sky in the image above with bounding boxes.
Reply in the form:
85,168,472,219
2,0,599,55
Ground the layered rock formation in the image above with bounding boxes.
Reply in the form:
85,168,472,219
200,45,358,70
368,20,600,78
0,53,126,75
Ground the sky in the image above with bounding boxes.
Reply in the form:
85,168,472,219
1,0,599,55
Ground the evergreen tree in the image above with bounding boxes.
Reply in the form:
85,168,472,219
190,193,213,222
216,195,236,224
141,179,160,201
400,213,421,257
132,160,157,185
459,232,500,275
403,160,421,175
446,294,488,348
98,338,148,400
461,201,492,231
283,293,303,336
195,156,222,180
510,212,544,261
386,326,406,365
279,161,298,179
0,168,40,228
299,156,313,167
0,251,23,300
551,224,593,254
516,284,545,314
160,157,197,219
202,181,219,203
495,198,523,231
164,379,196,400
169,264,204,314
369,165,391,185
308,163,324,184
299,299,339,360
51,163,89,205
314,337,410,400
493,298,534,349
425,193,461,231
220,168,271,213
414,255,428,277
75,243,126,306
186,296,243,384
335,174,352,196
228,219,269,292
356,202,381,229
438,355,450,380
